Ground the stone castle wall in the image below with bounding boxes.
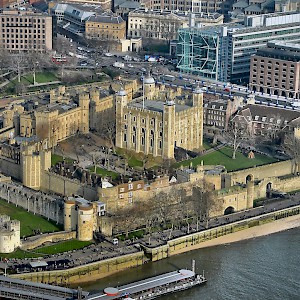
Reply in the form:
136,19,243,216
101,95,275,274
20,231,76,250
0,158,22,181
229,160,294,185
0,182,64,225
41,171,98,201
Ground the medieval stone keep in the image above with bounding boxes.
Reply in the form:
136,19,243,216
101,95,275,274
116,75,204,159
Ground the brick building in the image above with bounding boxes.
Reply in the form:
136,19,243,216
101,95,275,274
249,41,300,100
0,8,52,51
85,15,126,41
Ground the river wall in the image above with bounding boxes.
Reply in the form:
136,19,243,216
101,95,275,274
144,205,300,261
10,205,300,285
10,251,146,285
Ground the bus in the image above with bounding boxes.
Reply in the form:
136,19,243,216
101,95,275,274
161,74,175,82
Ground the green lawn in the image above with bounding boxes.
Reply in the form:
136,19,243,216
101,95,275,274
24,72,58,84
34,240,92,255
0,199,61,237
0,249,41,259
51,154,74,166
128,156,143,168
115,148,144,168
0,240,92,259
88,166,119,180
175,147,277,172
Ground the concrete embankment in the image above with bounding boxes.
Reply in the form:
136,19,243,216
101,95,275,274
11,251,146,285
11,205,300,285
169,213,300,256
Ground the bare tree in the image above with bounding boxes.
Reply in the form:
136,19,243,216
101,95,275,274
225,120,251,159
96,110,116,153
141,200,159,245
115,205,137,238
10,54,27,83
190,181,220,230
177,188,193,234
283,130,300,174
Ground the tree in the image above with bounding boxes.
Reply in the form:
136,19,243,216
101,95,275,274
140,200,159,245
283,130,300,174
10,53,27,83
225,119,252,159
15,82,27,95
115,205,137,238
190,181,220,230
176,188,193,234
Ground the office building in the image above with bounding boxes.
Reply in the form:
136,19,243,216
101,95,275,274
250,41,300,99
143,0,235,16
0,8,52,51
176,11,300,84
127,9,223,41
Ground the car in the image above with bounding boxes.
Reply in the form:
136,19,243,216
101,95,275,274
104,53,113,57
128,64,134,68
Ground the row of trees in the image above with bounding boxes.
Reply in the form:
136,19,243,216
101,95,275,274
113,181,221,243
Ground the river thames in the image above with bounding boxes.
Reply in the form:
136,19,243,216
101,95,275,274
82,227,300,300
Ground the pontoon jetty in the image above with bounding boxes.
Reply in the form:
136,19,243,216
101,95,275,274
86,268,207,300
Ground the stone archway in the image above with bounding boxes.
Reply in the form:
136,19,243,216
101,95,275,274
224,206,235,215
266,182,272,198
246,174,254,183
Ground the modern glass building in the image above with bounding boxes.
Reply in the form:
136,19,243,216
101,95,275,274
176,11,300,84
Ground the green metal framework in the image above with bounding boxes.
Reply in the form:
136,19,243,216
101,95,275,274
177,28,220,80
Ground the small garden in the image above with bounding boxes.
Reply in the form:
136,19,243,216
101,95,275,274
88,166,119,180
175,146,277,172
51,154,74,166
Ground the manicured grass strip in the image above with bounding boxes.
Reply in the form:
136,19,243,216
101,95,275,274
0,240,92,259
23,72,58,84
128,156,143,168
88,166,119,180
0,249,41,259
34,240,92,255
51,154,74,166
0,198,61,237
175,147,277,171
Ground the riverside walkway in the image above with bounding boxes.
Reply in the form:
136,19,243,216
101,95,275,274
0,275,89,300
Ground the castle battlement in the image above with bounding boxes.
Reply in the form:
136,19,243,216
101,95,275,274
0,214,20,253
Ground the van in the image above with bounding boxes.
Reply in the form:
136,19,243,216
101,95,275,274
112,238,119,245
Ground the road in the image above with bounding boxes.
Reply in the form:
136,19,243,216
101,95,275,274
4,193,300,275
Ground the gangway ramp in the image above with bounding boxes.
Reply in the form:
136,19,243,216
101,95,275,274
0,275,89,300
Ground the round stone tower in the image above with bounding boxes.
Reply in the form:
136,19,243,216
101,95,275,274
77,203,94,241
64,198,76,231
143,73,156,100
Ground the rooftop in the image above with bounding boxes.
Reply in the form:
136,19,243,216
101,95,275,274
87,14,124,24
129,100,191,113
129,8,222,20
